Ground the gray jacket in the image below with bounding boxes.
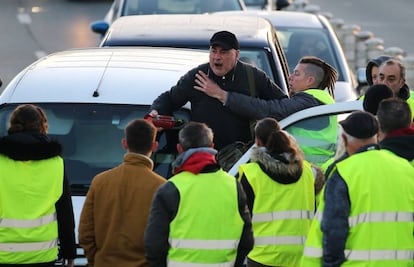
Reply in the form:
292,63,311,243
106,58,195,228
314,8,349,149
225,90,323,121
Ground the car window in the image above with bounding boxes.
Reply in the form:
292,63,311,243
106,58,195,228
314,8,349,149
276,28,344,81
123,0,242,15
239,49,275,81
0,104,190,195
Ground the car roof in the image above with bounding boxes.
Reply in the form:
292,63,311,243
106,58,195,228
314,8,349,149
213,10,325,29
1,47,208,105
101,14,276,48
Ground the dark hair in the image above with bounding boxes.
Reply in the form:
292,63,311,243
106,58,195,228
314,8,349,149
254,118,303,164
299,56,338,97
179,122,213,151
8,104,48,134
125,119,157,154
377,98,412,134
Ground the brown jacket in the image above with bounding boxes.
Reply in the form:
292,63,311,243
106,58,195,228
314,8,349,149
78,153,166,267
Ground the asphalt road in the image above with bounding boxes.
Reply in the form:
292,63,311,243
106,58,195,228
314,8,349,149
307,0,414,57
0,0,112,90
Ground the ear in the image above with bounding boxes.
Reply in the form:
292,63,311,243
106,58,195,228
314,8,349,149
121,138,128,150
235,49,240,59
177,143,184,154
151,141,158,152
307,75,316,88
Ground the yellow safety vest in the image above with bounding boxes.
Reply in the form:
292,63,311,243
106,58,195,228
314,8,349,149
168,169,244,267
239,160,315,266
302,150,414,267
288,89,337,166
0,155,63,264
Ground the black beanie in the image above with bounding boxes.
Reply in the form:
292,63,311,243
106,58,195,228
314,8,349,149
363,84,393,115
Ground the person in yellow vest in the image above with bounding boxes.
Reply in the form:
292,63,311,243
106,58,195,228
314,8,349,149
78,119,167,267
237,118,319,267
378,58,414,121
0,104,76,266
377,98,414,166
195,56,339,166
302,111,414,267
144,121,254,267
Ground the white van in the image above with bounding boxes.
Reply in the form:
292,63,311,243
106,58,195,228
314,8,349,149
0,47,209,265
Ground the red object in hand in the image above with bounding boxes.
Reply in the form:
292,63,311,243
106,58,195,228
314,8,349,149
144,114,178,129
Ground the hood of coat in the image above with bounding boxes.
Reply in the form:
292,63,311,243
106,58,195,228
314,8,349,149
381,127,414,161
0,132,62,161
250,147,302,184
365,55,392,85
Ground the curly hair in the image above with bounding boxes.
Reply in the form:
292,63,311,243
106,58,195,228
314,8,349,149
8,104,48,134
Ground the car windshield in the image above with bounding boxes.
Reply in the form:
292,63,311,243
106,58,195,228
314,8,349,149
0,103,190,195
123,0,243,15
276,28,344,81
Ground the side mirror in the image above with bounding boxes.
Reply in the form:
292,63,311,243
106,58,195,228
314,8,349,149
356,67,368,95
276,0,291,10
90,20,110,36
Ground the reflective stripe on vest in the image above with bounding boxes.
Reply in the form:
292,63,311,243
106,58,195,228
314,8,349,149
168,260,235,267
0,213,56,228
252,210,314,223
169,238,239,250
348,211,413,227
254,236,306,246
0,239,58,252
304,247,414,261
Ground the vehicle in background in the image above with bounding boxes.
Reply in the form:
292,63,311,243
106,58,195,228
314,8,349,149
213,10,358,102
0,47,209,266
98,14,290,95
244,0,291,10
90,0,246,36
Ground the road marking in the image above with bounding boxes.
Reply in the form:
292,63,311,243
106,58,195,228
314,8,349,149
17,13,32,24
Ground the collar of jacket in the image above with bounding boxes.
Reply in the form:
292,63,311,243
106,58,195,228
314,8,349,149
0,132,62,161
123,152,154,170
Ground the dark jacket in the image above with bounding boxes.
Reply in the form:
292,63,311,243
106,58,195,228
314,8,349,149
144,148,254,267
225,90,323,121
0,132,76,263
150,61,287,150
380,127,414,162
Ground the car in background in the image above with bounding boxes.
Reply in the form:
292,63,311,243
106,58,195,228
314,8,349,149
98,14,290,95
243,0,291,10
90,0,246,36
0,47,209,266
213,10,358,102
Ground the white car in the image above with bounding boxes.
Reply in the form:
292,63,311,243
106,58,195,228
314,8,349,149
213,10,359,102
0,47,208,265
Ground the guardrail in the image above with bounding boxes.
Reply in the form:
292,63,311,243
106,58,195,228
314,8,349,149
284,0,414,92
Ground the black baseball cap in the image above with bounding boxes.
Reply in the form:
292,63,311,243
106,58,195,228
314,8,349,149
209,31,239,50
340,111,379,139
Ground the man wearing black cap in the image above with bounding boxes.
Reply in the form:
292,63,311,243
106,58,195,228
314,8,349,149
150,30,287,151
301,111,414,267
